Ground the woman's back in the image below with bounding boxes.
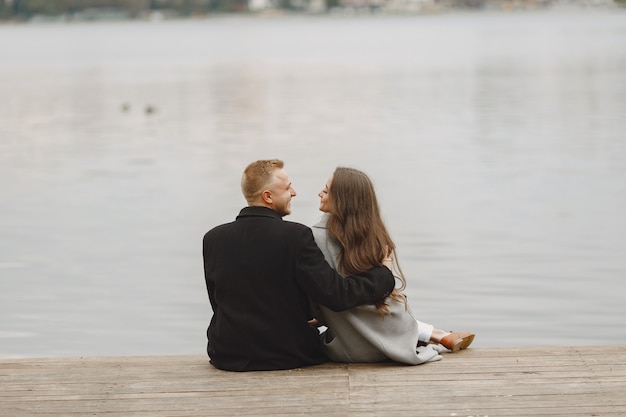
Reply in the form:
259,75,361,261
312,214,427,365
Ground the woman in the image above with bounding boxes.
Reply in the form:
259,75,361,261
311,167,474,365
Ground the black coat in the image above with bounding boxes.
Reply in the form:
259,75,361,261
203,206,395,371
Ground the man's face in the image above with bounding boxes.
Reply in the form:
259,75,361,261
269,168,296,217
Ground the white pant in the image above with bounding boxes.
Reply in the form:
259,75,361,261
417,320,434,343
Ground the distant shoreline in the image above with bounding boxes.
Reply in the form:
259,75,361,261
1,0,621,25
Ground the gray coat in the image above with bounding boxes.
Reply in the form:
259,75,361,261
311,214,427,365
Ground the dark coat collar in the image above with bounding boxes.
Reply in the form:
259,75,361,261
237,206,283,220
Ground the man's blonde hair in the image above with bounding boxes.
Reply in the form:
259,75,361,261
241,159,284,204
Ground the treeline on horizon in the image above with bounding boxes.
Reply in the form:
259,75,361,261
1,0,251,17
1,0,623,19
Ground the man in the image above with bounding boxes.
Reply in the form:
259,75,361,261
203,159,396,371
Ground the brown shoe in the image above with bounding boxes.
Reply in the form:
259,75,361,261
440,332,475,352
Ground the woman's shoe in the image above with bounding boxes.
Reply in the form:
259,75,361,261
440,332,475,352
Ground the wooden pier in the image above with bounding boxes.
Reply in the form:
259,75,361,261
2,345,625,416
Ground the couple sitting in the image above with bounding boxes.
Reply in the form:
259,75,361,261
203,159,474,372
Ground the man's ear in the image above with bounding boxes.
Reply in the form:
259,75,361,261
261,190,273,205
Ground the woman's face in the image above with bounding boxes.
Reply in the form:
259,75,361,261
318,175,333,213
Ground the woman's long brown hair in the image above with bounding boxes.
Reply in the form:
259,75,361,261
326,167,407,318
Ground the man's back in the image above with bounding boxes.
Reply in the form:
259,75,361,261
203,206,328,371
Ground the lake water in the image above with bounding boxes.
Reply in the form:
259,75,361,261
1,8,626,358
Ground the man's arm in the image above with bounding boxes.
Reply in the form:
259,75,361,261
295,228,395,312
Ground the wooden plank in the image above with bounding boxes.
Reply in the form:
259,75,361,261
1,346,625,417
